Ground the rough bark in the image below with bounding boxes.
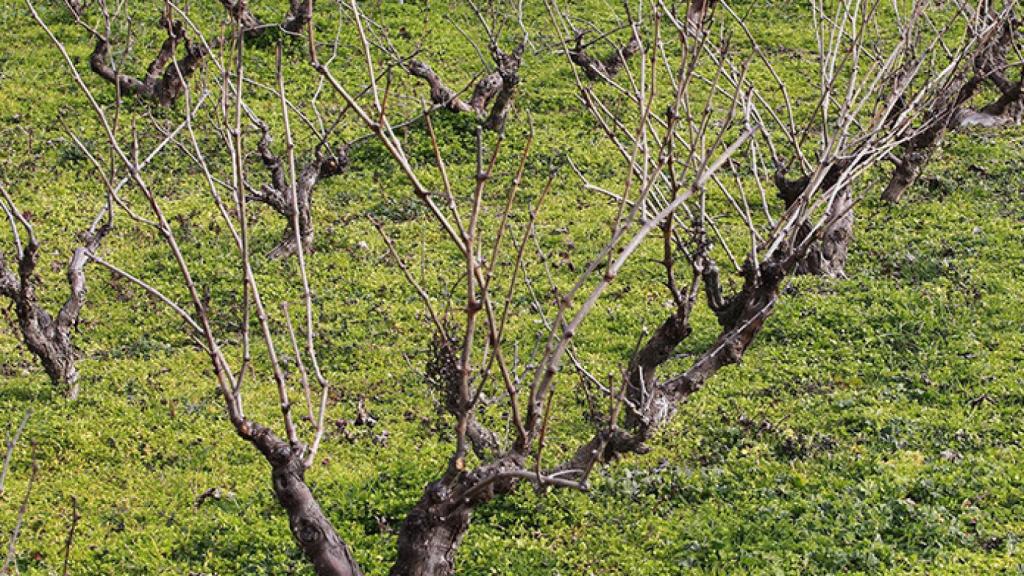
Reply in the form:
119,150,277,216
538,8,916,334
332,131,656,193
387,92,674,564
281,0,316,34
406,61,477,113
389,456,524,576
407,43,524,132
481,44,524,133
881,80,969,203
883,9,1021,202
890,71,1022,202
242,421,363,576
220,0,264,34
774,164,855,278
666,255,791,396
389,488,473,576
623,304,692,431
963,9,1024,123
569,33,643,82
220,0,316,39
426,332,501,459
383,330,523,576
87,17,212,107
802,187,853,278
0,225,108,399
250,126,349,259
687,0,719,32
396,328,547,574
560,252,797,473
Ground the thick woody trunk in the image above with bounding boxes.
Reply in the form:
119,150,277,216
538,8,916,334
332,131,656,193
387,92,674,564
560,254,796,474
387,336,524,576
390,492,472,576
220,0,315,38
570,35,643,82
389,457,523,576
245,422,363,576
253,138,348,260
882,152,925,204
407,44,524,132
267,205,314,260
795,186,853,278
687,0,719,32
2,230,104,399
881,108,955,203
481,45,524,133
87,18,212,107
775,167,854,278
883,73,1018,203
624,308,691,431
17,313,78,398
654,255,792,418
882,41,998,203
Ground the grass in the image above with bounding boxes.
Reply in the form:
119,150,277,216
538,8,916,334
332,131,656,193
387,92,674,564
0,0,1023,574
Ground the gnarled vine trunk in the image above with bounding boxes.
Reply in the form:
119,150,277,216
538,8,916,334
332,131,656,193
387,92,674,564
87,17,212,107
220,0,316,39
390,456,524,576
569,33,643,82
798,187,853,278
244,421,363,576
775,166,854,278
389,492,472,576
1,223,107,400
883,7,1022,203
407,43,524,132
250,127,349,259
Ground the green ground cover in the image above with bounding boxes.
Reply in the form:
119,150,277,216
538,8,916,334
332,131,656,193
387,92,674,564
0,0,1023,574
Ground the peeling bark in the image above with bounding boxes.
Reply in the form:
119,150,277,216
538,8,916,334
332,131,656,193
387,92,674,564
242,421,363,576
220,0,316,39
481,44,524,133
389,456,523,576
562,253,797,473
569,33,643,82
249,125,349,259
774,165,854,278
87,17,212,107
803,187,853,278
884,8,1022,203
962,9,1024,123
667,255,791,396
390,491,472,576
0,224,108,399
407,43,524,132
623,304,692,431
881,78,971,203
426,332,500,459
220,0,264,33
406,61,477,113
621,256,790,456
